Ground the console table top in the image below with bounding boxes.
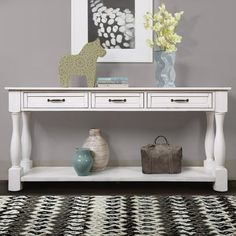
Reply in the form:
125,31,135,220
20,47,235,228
5,87,232,91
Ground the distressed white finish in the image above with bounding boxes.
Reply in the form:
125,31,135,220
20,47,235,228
214,113,226,167
9,91,21,112
9,112,22,191
204,112,215,170
24,92,88,109
91,92,144,109
213,167,228,192
148,92,212,109
215,91,228,112
21,166,215,182
5,87,231,192
21,112,32,173
5,87,231,91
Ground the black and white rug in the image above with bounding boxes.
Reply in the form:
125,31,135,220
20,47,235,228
0,195,236,235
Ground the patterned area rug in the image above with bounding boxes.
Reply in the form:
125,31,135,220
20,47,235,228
0,195,236,235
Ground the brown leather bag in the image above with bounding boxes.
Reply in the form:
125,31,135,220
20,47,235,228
141,136,182,174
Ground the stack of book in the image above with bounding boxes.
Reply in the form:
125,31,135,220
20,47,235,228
96,77,129,88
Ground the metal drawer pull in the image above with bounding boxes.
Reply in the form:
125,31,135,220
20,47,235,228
109,99,127,103
47,99,66,103
171,99,189,103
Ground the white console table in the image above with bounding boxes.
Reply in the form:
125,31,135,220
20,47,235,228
5,87,231,192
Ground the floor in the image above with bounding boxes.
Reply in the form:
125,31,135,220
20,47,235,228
0,181,236,195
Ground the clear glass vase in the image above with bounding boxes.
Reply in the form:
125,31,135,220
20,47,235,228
154,51,176,87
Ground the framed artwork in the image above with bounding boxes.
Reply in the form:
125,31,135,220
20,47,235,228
71,0,153,62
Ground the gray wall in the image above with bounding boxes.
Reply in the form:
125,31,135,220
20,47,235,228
0,0,235,180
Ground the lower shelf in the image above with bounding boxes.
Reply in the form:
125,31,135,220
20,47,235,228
21,166,215,182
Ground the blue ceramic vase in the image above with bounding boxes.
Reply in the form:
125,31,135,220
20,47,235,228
154,51,176,87
73,148,93,176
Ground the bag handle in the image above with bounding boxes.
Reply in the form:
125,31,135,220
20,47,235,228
154,135,169,145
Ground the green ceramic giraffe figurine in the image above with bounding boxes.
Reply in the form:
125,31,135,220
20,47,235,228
59,38,106,87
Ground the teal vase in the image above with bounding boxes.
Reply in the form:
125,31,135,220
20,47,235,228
154,51,176,87
73,148,93,176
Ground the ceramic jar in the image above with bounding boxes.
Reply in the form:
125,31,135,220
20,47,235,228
83,129,109,171
72,148,93,176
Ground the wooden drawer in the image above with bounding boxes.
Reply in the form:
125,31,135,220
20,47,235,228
24,93,88,109
91,93,144,109
148,92,212,109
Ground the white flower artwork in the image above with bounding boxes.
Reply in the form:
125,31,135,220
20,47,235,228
71,0,153,62
88,0,135,50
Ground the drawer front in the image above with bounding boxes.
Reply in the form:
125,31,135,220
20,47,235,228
92,93,144,109
24,93,88,108
148,93,212,109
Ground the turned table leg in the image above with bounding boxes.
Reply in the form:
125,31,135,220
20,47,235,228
9,112,23,191
213,112,227,192
204,112,215,170
21,112,32,173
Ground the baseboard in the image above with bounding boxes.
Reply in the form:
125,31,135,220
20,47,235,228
1,180,236,195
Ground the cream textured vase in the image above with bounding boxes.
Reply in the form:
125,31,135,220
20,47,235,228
82,129,109,171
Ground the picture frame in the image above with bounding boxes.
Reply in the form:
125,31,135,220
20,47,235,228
71,0,153,63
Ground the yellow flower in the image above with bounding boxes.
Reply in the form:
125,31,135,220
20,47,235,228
146,39,154,48
153,22,161,32
144,12,153,21
153,13,162,21
157,36,167,47
168,25,175,31
144,3,184,52
175,11,184,21
166,44,177,53
159,4,166,12
144,21,150,29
